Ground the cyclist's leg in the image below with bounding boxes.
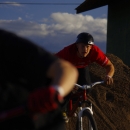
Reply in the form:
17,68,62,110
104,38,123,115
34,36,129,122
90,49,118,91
60,92,71,110
77,66,91,86
60,66,92,109
61,66,92,124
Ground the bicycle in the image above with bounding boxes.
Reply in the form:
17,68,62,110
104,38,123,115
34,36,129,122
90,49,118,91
65,81,104,130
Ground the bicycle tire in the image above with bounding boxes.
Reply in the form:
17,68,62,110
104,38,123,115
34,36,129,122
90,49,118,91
76,109,98,130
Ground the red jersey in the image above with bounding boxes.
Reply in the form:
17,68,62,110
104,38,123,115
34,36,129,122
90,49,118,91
55,43,108,68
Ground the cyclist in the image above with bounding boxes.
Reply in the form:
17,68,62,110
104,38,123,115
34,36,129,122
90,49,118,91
55,32,115,122
55,32,115,86
0,29,78,130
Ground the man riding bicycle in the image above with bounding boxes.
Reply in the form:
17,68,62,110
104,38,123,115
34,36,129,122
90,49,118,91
0,29,78,130
55,32,115,122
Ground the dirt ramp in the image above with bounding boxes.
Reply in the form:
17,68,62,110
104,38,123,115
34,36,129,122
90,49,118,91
66,53,130,130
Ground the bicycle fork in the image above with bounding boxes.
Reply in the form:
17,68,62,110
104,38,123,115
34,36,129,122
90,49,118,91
78,103,93,130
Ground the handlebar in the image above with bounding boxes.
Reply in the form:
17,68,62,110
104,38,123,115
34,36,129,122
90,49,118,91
75,81,104,89
0,81,104,122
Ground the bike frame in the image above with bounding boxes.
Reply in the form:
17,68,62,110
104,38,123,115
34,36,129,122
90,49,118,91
67,88,93,130
66,81,104,130
67,89,89,117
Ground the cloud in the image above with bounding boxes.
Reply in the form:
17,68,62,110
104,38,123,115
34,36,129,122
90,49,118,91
0,12,107,42
18,17,22,20
50,13,107,42
0,19,49,36
0,12,107,52
3,2,22,7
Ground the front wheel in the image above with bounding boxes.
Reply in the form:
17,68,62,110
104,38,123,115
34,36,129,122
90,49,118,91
76,109,98,130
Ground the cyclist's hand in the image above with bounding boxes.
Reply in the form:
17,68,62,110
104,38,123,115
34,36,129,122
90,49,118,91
105,75,113,85
27,87,63,114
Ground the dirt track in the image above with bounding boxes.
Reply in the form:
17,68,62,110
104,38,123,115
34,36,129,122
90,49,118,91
65,54,130,130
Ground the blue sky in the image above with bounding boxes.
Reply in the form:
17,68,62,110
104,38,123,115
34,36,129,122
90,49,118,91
0,0,108,53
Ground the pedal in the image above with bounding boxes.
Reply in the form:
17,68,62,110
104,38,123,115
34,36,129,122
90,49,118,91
63,112,69,123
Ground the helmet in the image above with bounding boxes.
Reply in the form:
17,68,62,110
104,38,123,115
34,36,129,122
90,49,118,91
75,32,94,45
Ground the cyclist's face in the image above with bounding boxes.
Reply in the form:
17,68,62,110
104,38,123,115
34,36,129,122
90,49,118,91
76,43,92,58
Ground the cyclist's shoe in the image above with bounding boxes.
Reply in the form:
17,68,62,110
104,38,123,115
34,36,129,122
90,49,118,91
62,112,69,123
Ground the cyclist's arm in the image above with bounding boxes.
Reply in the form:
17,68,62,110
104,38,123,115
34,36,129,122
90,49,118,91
103,59,115,85
104,59,115,77
91,46,115,85
47,59,78,97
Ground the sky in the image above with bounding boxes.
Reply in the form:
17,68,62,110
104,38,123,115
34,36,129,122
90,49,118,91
0,0,108,53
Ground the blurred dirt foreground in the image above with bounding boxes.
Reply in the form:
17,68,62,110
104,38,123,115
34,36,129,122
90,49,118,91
65,53,130,130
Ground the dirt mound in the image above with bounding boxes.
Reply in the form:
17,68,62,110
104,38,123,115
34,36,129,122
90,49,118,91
65,53,130,130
